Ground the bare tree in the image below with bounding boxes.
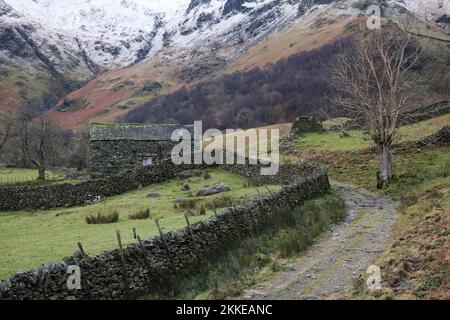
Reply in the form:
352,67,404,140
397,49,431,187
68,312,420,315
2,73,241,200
0,113,13,154
330,21,423,188
15,116,63,180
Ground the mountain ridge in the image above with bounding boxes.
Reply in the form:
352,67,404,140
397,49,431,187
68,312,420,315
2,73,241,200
1,0,449,125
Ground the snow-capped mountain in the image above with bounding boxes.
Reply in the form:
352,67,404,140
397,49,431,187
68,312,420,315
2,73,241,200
2,0,190,68
0,0,97,111
1,0,448,124
3,0,449,70
3,0,315,69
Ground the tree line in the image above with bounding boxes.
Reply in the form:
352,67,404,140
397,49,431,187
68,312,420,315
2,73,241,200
121,39,355,129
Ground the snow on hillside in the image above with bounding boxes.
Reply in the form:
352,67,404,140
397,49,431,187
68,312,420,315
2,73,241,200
3,0,340,69
2,0,448,70
3,0,191,68
391,0,449,20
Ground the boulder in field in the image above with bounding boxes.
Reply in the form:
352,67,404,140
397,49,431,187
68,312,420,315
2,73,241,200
177,170,194,179
147,193,161,198
196,183,230,197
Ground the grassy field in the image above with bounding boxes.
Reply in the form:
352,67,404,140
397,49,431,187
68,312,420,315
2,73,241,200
0,166,66,185
287,113,450,153
203,123,292,156
318,146,450,195
0,169,281,279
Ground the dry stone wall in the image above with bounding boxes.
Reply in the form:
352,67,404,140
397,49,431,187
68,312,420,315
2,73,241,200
420,125,450,145
0,161,204,212
328,101,450,131
0,162,330,300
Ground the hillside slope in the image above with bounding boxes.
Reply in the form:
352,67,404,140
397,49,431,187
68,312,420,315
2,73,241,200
0,0,96,113
45,0,450,128
1,0,449,125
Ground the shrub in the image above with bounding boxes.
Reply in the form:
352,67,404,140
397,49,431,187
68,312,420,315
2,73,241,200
129,208,151,220
178,199,197,210
205,195,233,210
424,189,443,200
86,211,119,224
203,171,211,180
399,192,419,211
198,205,206,216
438,161,450,178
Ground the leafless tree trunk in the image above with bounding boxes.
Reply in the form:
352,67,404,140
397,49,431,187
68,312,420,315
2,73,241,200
15,116,62,181
330,20,423,188
0,114,13,154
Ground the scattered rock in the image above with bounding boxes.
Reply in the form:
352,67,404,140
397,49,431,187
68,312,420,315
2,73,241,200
84,196,101,205
174,198,188,203
177,170,194,179
301,295,319,300
196,183,230,196
243,289,265,299
181,183,191,191
147,193,160,198
65,168,79,179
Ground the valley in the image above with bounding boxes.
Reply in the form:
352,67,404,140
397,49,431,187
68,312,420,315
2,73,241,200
0,0,448,302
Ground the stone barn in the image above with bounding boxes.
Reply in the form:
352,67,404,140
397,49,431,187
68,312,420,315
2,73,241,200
89,123,195,178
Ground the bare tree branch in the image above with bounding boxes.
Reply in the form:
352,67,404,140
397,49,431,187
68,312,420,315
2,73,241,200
0,114,13,154
15,115,63,181
329,20,424,188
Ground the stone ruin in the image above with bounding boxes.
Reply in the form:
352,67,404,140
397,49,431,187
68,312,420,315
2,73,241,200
289,117,324,137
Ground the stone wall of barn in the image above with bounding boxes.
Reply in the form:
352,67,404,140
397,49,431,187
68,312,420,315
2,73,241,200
89,140,180,178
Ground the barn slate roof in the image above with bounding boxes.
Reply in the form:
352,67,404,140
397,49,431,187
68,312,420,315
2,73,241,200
89,123,196,141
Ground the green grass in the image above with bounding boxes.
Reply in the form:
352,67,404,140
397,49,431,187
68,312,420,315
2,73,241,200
397,113,450,142
289,113,450,153
323,147,450,195
322,117,352,130
0,166,65,185
160,193,346,300
291,130,371,152
0,169,281,280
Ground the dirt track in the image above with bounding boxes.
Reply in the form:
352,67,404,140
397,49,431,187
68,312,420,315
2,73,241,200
242,183,398,300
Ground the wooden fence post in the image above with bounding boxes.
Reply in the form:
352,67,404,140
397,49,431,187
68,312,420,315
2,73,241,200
155,219,178,275
231,201,242,240
244,196,258,236
256,188,269,226
211,204,223,239
136,235,157,291
74,242,92,299
116,230,129,297
77,242,86,257
265,186,274,198
184,213,204,265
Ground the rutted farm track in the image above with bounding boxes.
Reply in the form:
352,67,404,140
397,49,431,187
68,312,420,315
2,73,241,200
243,183,398,300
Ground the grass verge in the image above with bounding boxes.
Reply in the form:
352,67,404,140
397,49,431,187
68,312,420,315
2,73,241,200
150,193,346,300
350,176,449,300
